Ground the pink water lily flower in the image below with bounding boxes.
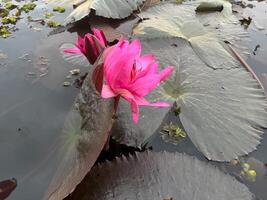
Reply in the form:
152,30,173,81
101,39,174,123
64,28,108,65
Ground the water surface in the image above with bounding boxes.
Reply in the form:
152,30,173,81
1,0,267,200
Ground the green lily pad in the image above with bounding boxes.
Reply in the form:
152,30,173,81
47,0,146,24
144,37,267,161
43,61,114,200
115,2,267,162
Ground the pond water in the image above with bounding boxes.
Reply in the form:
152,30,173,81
0,0,267,200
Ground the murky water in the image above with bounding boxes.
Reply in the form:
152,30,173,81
0,0,267,200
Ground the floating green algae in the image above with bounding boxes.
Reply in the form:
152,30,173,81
0,25,12,38
1,16,17,24
0,8,9,18
4,2,18,10
47,20,61,28
21,3,36,13
44,12,54,19
160,122,187,145
53,6,65,13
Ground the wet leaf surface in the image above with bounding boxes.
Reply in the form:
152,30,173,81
67,151,254,200
44,64,114,200
142,37,267,161
133,2,249,69
47,0,146,24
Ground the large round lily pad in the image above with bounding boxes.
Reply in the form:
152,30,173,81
68,151,255,200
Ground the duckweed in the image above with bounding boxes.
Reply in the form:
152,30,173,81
0,25,11,38
53,6,65,13
44,12,54,19
2,16,17,24
161,122,187,139
47,20,61,28
21,3,36,13
4,2,18,10
0,8,9,18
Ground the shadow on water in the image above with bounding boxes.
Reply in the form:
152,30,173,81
1,0,267,200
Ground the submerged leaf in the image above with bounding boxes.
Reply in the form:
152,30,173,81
68,151,254,200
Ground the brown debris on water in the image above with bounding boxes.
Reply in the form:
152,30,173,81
0,178,17,200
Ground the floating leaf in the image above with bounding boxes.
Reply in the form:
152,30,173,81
111,99,170,147
44,67,114,200
48,0,145,24
127,2,267,161
144,37,267,161
68,151,254,200
46,0,74,6
133,2,249,68
194,0,250,58
0,31,113,200
195,0,231,15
